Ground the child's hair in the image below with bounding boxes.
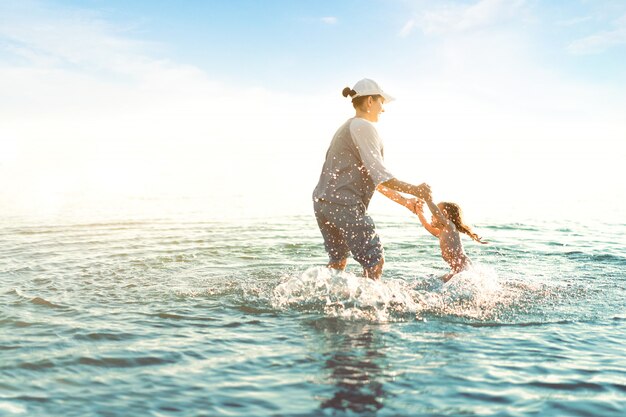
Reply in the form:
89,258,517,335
440,202,487,244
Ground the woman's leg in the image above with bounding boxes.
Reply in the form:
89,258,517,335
328,258,348,271
364,257,384,280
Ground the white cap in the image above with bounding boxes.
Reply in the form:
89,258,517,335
352,78,395,103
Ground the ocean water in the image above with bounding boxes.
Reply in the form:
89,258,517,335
1,203,625,417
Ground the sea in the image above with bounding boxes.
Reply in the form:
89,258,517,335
1,195,625,417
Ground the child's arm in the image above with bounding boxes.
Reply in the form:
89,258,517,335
376,184,418,211
415,200,441,237
425,198,450,228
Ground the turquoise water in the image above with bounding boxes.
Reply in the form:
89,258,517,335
1,206,625,416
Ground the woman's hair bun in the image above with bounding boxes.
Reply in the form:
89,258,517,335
342,87,356,98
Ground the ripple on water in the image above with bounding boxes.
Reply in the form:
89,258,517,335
1,215,624,417
29,296,66,309
0,402,28,415
73,332,138,342
77,355,177,368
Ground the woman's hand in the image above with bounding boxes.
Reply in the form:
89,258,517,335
407,198,424,215
414,183,431,201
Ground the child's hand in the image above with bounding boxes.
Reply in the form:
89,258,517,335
407,198,423,215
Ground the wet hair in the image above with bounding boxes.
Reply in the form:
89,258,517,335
342,86,382,110
439,202,487,244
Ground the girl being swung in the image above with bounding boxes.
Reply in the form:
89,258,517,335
377,186,487,282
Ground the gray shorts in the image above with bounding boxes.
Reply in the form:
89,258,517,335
313,199,383,268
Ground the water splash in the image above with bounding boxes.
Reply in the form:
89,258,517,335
271,265,549,323
416,265,511,320
271,267,420,322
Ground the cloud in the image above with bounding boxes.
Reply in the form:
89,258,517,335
1,0,625,220
567,14,626,54
399,19,416,37
0,2,224,115
0,2,339,216
321,16,338,25
0,1,161,78
402,0,527,36
556,15,593,27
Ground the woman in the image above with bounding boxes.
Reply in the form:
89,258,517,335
312,78,431,280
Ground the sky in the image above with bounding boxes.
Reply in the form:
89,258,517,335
1,0,625,222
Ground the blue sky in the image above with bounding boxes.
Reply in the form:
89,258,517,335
1,0,625,221
4,0,626,88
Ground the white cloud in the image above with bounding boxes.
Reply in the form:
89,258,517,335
1,1,625,221
381,10,626,219
0,2,341,219
321,16,338,25
404,0,527,36
567,14,626,54
556,15,593,27
399,19,416,37
0,3,135,71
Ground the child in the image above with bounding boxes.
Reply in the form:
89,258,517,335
377,185,487,282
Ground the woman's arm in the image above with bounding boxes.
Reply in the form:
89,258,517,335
380,178,431,200
378,184,441,236
376,184,416,210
